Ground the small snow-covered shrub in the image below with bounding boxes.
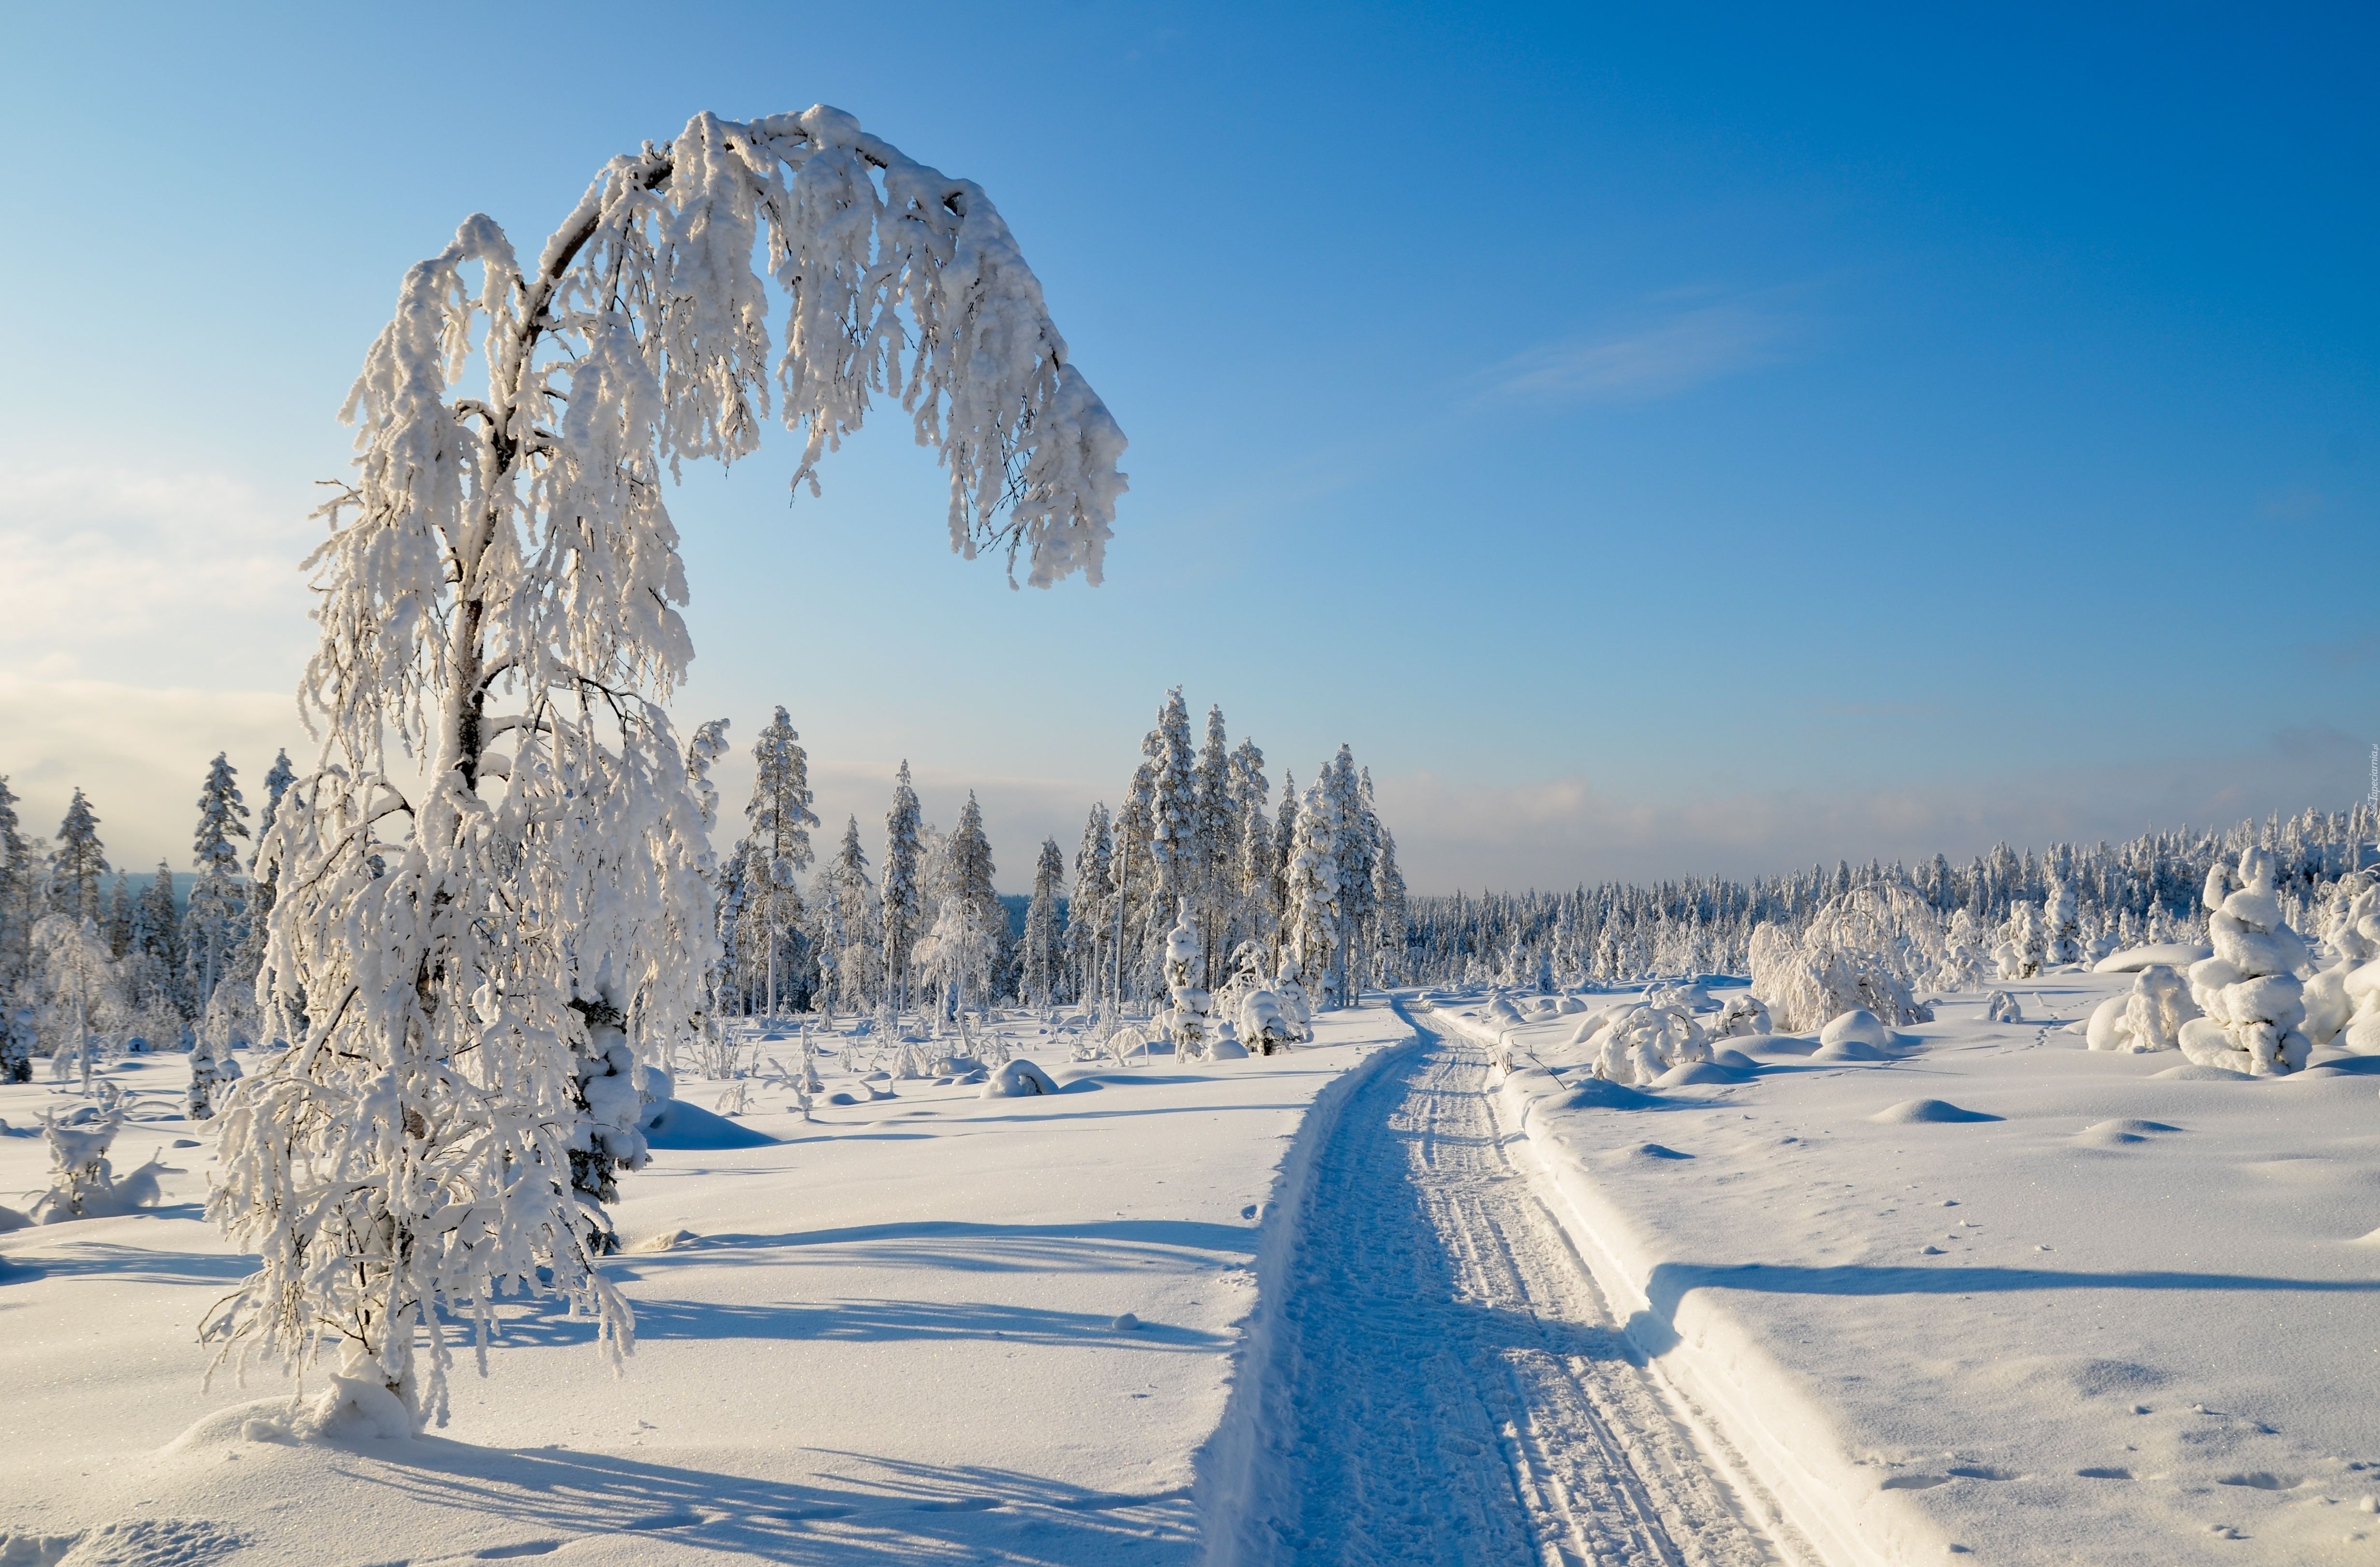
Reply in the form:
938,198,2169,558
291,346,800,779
31,1103,163,1223
980,1058,1059,1097
2085,964,2197,1053
2308,880,2380,1051
2181,848,2313,1075
1984,990,2022,1023
1273,958,1315,1042
1708,993,1771,1039
1589,1005,1711,1086
1994,902,2043,980
1237,988,1297,1054
0,1000,34,1083
2041,880,2083,969
1163,908,1218,1063
1935,910,1988,991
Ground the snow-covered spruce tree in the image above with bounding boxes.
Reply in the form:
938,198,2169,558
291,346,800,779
49,789,108,923
1021,837,1066,1007
104,876,134,958
883,761,924,1013
183,753,252,1011
1994,900,2043,980
33,912,120,1084
1191,706,1235,986
2179,847,2312,1074
931,792,1004,1015
1328,750,1376,1003
820,816,881,1011
1283,778,1341,1010
1144,690,1198,973
1371,822,1408,986
1163,902,1218,1060
1071,805,1113,1006
205,106,1123,1435
737,706,820,1018
0,776,36,992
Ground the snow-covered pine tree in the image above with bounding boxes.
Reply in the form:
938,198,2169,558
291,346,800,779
1112,761,1158,1000
946,792,1005,1010
49,789,107,923
738,707,820,1018
133,862,183,981
1371,820,1408,986
1144,691,1198,974
1283,778,1342,1009
1330,750,1378,1004
883,761,924,1013
2040,878,2082,969
1021,838,1067,1007
1191,705,1235,985
0,777,34,992
1072,805,1113,1005
183,753,252,1011
820,816,880,1011
206,105,1122,1435
104,875,134,959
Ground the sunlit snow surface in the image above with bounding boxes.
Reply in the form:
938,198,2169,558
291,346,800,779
1434,973,2380,1566
0,1011,1394,1565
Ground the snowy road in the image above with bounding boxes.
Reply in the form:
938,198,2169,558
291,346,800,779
1219,1016,1797,1566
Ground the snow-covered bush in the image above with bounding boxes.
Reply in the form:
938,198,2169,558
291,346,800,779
1588,1004,1711,1086
980,1057,1059,1097
203,104,1125,1434
2041,879,2082,969
2304,880,2379,1051
1163,905,1217,1062
30,1102,163,1223
1748,885,1939,1032
1984,990,2022,1023
2084,964,2196,1052
2180,848,2313,1075
1273,956,1315,1042
0,997,32,1083
1237,986,1297,1054
1994,902,2043,980
1708,992,1771,1039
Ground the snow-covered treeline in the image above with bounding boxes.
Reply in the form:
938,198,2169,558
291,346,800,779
1403,803,2380,989
698,686,1407,1020
0,757,298,1087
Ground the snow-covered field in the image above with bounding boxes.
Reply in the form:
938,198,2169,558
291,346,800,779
1433,976,2380,1566
0,1008,1401,1566
8,980,2378,1567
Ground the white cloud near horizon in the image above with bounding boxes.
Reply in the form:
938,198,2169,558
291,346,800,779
0,462,314,679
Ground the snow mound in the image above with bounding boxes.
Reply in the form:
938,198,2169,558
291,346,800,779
2152,1063,2254,1082
980,1058,1061,1097
1556,1078,1667,1111
1812,1038,1889,1063
1653,1060,1754,1087
628,1228,699,1253
1711,1048,1760,1069
2083,1118,2182,1137
1870,1098,2001,1125
640,1100,778,1150
2095,942,2214,974
1819,1009,1894,1051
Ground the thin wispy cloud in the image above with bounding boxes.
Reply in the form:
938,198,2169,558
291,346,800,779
1485,294,1802,404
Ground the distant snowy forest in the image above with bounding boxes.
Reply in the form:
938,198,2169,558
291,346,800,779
7,732,2372,1072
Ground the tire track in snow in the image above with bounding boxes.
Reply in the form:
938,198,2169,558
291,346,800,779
1229,1026,1788,1566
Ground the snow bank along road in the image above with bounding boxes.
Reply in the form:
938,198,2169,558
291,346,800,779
1203,1012,1800,1566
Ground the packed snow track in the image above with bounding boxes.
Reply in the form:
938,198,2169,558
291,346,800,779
1213,1017,1797,1567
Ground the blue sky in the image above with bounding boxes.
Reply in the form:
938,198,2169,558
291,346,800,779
1,2,2372,890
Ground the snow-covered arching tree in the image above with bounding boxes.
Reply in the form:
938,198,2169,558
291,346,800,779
206,105,1125,1436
